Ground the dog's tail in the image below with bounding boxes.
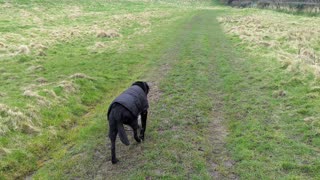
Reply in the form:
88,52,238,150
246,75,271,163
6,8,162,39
117,123,130,145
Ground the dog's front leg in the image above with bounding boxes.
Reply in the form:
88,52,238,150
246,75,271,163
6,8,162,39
139,111,148,141
131,122,141,143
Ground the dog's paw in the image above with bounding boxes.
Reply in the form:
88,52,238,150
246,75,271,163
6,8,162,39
139,135,144,141
135,137,141,143
112,158,119,164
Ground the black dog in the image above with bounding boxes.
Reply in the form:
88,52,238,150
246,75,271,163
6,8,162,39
107,81,149,164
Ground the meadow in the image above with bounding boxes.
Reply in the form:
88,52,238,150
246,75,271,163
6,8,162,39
1,0,320,179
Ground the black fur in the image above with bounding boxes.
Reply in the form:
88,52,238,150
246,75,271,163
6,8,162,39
107,81,149,164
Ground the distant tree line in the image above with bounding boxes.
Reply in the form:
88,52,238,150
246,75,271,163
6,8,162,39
222,0,320,13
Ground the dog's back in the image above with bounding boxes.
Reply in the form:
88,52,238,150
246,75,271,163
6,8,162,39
108,85,148,118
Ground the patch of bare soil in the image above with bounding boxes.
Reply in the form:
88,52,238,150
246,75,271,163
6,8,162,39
207,72,238,179
208,96,238,179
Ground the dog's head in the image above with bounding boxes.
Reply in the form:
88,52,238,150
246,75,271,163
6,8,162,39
132,81,149,95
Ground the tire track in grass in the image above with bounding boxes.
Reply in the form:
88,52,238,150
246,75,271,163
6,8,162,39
204,10,239,179
94,12,199,179
117,10,237,178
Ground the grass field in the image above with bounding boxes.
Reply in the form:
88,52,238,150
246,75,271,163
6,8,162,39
1,0,320,179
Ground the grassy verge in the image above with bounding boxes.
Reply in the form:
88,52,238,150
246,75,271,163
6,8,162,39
218,8,320,179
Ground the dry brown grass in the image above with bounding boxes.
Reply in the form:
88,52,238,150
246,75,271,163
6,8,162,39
21,73,91,107
272,90,287,98
0,92,6,97
0,103,40,135
69,73,95,80
42,89,59,99
27,65,45,72
96,29,121,38
266,4,320,14
0,75,84,136
0,4,177,59
0,42,6,48
127,0,212,7
23,90,51,106
95,42,105,48
0,147,12,156
58,80,78,93
67,6,83,19
30,43,48,51
17,45,30,55
35,77,48,84
218,11,320,76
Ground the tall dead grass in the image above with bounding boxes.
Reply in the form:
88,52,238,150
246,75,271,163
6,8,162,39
0,71,94,136
218,11,320,76
128,0,212,7
0,103,40,135
0,3,175,58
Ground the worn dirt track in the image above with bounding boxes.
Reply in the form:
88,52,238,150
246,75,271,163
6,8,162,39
93,10,238,179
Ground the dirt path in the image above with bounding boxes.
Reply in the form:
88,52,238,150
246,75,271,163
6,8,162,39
93,13,188,180
207,73,238,179
93,10,239,179
203,10,238,179
29,9,239,179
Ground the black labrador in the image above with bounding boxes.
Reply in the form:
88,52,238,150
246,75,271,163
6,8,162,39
107,81,149,164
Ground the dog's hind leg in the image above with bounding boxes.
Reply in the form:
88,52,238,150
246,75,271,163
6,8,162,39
109,129,119,164
117,123,130,145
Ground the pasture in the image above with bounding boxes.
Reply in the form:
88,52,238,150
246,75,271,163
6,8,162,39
0,0,320,179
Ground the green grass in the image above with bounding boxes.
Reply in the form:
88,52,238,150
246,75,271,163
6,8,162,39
218,26,320,180
1,0,320,179
217,8,320,179
222,41,320,178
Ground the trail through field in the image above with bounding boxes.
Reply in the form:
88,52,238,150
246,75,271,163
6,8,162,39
27,9,240,179
94,10,238,179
